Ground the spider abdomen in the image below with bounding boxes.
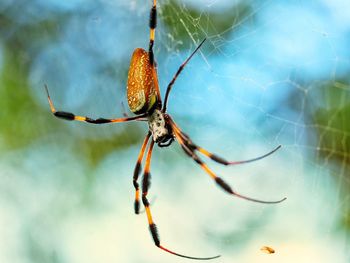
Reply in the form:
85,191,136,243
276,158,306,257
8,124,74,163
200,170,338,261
127,48,158,114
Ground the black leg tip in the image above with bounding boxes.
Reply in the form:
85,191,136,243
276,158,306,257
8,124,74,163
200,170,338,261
134,201,140,214
54,111,75,121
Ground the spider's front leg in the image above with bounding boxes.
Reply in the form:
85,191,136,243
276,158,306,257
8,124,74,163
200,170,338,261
132,132,151,214
45,85,147,124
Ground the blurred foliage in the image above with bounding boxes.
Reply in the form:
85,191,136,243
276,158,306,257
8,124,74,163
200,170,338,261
303,79,350,230
0,13,60,152
0,49,45,150
313,81,350,160
0,11,144,165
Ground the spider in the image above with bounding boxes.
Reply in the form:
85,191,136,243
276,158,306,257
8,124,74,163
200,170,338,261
45,0,286,260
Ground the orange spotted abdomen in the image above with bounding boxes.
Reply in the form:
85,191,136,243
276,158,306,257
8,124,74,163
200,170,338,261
127,48,158,114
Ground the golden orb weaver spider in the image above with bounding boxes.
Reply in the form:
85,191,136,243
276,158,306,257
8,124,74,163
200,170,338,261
45,0,286,260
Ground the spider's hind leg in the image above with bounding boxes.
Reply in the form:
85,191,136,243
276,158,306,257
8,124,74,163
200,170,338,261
140,141,220,260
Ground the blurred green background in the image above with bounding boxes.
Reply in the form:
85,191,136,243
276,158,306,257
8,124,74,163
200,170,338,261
0,0,349,262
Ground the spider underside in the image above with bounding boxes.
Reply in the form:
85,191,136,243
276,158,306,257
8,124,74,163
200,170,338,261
147,109,174,147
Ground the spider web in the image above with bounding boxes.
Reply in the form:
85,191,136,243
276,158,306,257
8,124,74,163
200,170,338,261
0,0,349,263
154,2,350,263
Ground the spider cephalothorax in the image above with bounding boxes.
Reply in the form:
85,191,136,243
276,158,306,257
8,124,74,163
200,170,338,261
45,0,285,260
147,109,174,146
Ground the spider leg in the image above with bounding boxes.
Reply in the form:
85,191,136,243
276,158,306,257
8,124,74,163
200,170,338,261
133,132,151,214
141,141,220,260
195,144,281,165
147,0,162,106
170,119,281,165
45,85,147,124
170,122,286,204
162,38,206,113
148,0,157,66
